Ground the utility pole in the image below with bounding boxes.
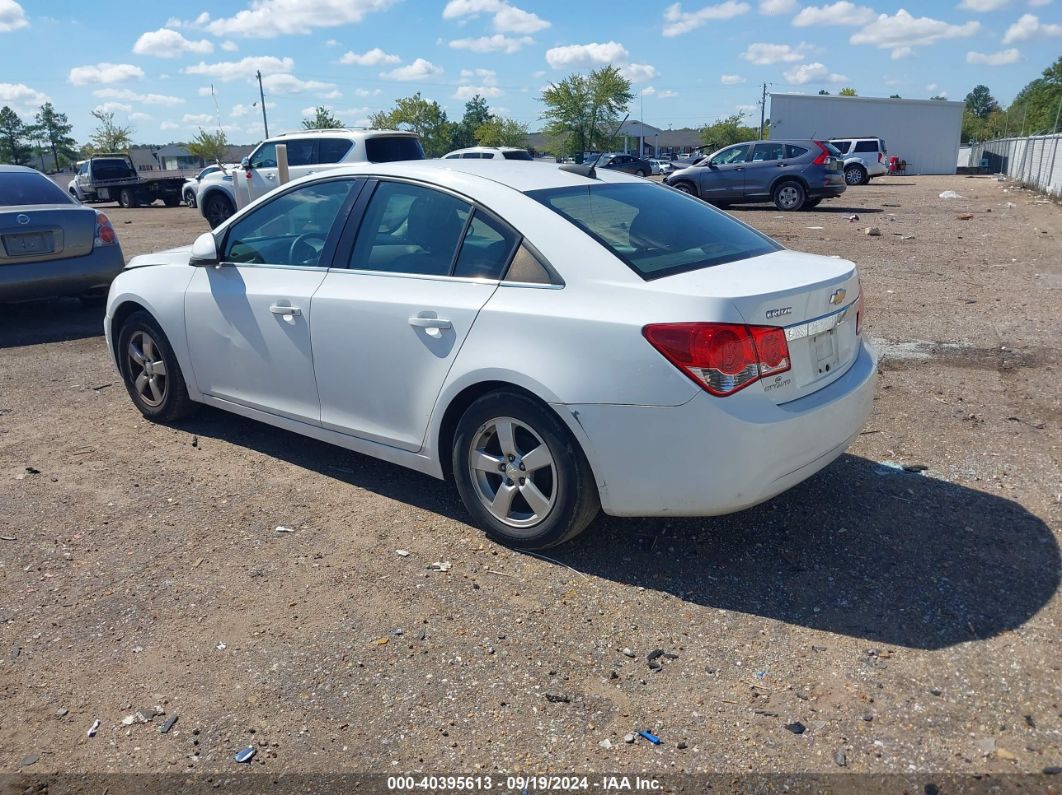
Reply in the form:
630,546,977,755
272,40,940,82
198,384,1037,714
1053,95,1062,134
256,70,269,139
759,82,769,139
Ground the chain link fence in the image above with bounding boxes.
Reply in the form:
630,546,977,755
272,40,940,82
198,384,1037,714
966,134,1062,199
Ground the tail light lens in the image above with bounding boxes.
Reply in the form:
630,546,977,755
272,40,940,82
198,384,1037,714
94,211,117,247
643,322,791,397
855,286,865,336
812,141,830,165
877,152,883,163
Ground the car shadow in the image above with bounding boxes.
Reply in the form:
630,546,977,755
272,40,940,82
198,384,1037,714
729,206,885,215
0,298,105,349
178,407,1059,651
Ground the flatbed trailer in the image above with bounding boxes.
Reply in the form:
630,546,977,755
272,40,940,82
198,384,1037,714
72,155,186,208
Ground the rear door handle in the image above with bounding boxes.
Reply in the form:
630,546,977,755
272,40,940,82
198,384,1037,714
409,315,452,338
270,304,302,316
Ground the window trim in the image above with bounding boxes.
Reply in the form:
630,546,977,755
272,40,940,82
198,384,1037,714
216,175,366,271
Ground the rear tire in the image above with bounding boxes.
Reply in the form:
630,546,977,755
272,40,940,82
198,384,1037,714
118,188,138,209
204,193,235,229
772,180,806,211
844,164,868,186
451,390,599,550
163,196,180,207
634,169,646,178
117,311,197,423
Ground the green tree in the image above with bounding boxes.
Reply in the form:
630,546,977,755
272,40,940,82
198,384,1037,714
930,95,948,101
186,127,230,165
1006,56,1062,135
88,109,133,153
456,94,492,149
32,102,77,170
302,106,344,129
369,92,454,157
0,106,31,165
889,94,902,99
838,87,858,97
474,116,529,147
818,89,830,95
964,85,1000,120
699,112,758,149
540,65,633,157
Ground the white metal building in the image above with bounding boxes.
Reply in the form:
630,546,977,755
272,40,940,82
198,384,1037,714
768,93,965,175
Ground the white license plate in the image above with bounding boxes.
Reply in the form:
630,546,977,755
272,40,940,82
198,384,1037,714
812,329,839,376
3,231,52,256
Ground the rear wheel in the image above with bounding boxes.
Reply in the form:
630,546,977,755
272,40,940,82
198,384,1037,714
452,390,599,550
117,311,197,422
634,169,646,178
163,195,181,207
118,188,138,209
772,180,806,211
204,193,235,229
844,164,868,186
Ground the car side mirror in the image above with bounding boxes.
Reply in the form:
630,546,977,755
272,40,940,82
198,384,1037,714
189,232,220,267
240,156,251,170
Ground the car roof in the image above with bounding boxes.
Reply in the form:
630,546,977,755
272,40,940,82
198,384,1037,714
0,164,44,174
270,128,417,140
446,146,527,154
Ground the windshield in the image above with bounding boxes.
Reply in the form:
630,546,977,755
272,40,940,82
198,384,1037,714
365,136,425,162
527,182,780,281
0,171,76,207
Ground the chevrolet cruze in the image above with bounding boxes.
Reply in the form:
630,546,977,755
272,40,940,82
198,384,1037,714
105,160,875,549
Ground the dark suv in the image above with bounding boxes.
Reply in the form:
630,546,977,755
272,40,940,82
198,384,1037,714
663,139,845,211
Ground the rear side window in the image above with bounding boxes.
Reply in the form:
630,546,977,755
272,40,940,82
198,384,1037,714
282,138,316,166
830,140,852,154
854,140,879,153
452,210,519,280
528,183,780,281
0,171,75,206
502,150,532,161
319,138,353,163
364,136,426,162
751,143,785,162
785,144,808,158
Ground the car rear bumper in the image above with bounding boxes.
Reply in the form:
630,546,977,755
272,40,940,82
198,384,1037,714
566,337,877,516
0,245,125,302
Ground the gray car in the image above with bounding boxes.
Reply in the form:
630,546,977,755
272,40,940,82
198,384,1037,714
663,139,846,211
1,166,124,303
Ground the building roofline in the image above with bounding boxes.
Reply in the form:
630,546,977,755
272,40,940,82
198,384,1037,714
770,92,964,107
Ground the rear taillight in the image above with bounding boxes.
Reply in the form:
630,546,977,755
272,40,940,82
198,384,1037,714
855,287,865,336
94,211,117,247
877,152,883,164
643,322,791,397
812,141,830,165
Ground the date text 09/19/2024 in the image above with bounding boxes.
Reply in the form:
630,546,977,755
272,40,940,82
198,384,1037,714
386,775,662,791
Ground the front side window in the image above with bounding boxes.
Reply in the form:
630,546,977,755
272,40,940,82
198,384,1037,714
282,138,316,166
751,143,786,162
709,145,750,166
223,179,356,267
528,182,780,281
349,181,470,276
250,143,277,169
318,138,353,163
452,210,519,280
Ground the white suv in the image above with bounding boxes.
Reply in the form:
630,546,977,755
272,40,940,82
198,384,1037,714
197,129,424,228
829,137,887,186
442,146,533,161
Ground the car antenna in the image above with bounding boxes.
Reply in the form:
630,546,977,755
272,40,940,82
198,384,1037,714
559,163,597,179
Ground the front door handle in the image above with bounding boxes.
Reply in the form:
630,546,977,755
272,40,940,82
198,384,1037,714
265,173,276,181
409,315,452,338
270,304,302,316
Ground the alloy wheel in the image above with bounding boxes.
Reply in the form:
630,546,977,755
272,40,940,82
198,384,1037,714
845,167,865,186
777,185,801,209
468,416,557,533
127,330,168,408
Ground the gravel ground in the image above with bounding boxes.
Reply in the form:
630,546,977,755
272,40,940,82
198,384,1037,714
0,175,1059,779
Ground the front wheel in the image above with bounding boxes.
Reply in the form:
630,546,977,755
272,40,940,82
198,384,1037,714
452,391,599,549
772,181,806,211
634,169,646,178
185,191,198,208
671,181,696,196
117,311,197,422
118,188,138,209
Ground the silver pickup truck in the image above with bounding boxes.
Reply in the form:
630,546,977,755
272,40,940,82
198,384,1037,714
68,155,185,208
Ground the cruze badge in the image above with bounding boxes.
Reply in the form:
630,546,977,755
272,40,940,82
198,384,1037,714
829,288,846,305
765,307,792,319
16,214,29,225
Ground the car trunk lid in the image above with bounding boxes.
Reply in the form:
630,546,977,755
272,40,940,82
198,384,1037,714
0,205,97,265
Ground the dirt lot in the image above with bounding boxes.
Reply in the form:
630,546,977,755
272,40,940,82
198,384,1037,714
1,176,1059,781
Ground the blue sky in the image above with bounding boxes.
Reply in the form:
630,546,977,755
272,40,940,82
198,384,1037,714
0,0,1059,144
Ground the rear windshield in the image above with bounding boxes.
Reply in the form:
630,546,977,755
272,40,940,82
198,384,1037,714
0,171,75,207
91,158,135,180
502,150,533,161
364,136,425,163
527,182,780,281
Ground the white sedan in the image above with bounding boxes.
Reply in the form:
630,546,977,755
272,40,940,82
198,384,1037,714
105,160,876,549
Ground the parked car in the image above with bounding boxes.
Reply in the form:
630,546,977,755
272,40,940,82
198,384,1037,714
829,137,888,185
442,146,533,161
590,153,653,177
649,158,674,175
67,154,185,208
1,165,123,303
182,165,230,208
664,139,846,211
196,129,426,229
105,160,874,549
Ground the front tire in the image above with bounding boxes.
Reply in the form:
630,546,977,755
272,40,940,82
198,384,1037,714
772,180,806,211
634,169,646,178
844,164,868,186
185,191,198,208
672,181,697,196
117,311,197,422
452,391,599,549
204,193,235,229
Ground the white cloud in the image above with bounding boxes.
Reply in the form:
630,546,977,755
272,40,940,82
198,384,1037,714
203,0,396,38
784,62,848,84
966,47,1021,63
658,89,680,98
454,85,503,99
793,2,877,26
380,58,443,80
93,88,185,106
182,113,214,125
759,0,798,13
160,121,180,130
958,0,1010,9
545,41,629,68
353,87,382,96
642,85,657,95
662,1,751,36
68,62,144,86
0,82,48,114
1002,13,1062,42
461,67,498,84
132,28,214,57
340,47,400,65
183,56,294,82
129,111,154,122
1027,0,1050,6
721,73,747,84
94,102,132,114
850,10,980,56
742,42,809,63
221,40,239,51
442,0,550,33
231,103,250,117
261,73,337,95
0,0,28,32
620,63,658,83
449,33,534,52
